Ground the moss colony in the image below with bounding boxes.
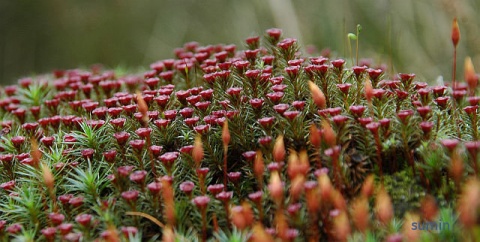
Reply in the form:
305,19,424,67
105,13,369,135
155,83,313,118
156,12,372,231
0,25,479,241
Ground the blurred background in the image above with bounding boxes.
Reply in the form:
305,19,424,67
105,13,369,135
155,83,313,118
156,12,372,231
0,0,479,84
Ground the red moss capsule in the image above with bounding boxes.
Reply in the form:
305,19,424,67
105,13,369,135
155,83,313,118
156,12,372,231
452,18,460,47
308,81,326,109
75,214,92,227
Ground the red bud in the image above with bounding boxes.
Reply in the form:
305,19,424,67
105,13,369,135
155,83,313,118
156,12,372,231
253,150,264,182
222,120,230,149
365,78,373,102
452,18,460,47
273,135,285,162
465,57,478,92
351,197,369,232
321,120,336,147
192,135,204,167
310,124,321,148
309,81,326,109
269,171,283,204
136,91,149,125
375,187,393,225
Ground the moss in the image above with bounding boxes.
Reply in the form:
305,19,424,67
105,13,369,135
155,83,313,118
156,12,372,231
383,169,426,217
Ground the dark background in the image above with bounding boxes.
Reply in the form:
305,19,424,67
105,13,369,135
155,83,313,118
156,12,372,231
1,0,479,84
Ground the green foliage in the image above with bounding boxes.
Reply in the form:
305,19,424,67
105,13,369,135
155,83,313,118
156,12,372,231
67,121,111,153
0,185,44,229
212,228,249,242
12,229,36,242
383,170,426,217
64,160,111,204
16,84,52,107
